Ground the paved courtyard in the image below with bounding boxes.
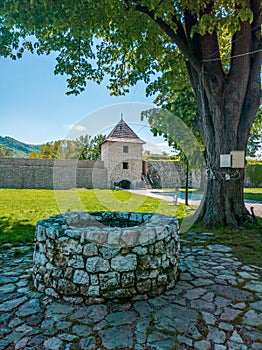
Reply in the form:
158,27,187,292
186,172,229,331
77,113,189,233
0,232,261,350
129,189,262,218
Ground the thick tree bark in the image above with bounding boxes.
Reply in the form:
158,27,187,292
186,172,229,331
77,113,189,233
185,2,261,227
194,86,249,226
199,169,246,227
136,0,261,227
189,55,259,226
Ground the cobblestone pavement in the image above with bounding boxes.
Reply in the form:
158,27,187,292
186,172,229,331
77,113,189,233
0,233,261,350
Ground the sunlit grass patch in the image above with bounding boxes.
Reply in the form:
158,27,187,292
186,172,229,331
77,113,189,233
0,188,190,245
244,188,262,202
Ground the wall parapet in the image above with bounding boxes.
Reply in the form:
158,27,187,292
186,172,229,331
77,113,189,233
0,157,104,168
0,158,107,189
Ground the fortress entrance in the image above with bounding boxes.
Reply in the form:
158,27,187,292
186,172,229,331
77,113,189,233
118,179,131,189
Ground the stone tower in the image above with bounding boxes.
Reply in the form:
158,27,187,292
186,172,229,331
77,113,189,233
101,117,145,189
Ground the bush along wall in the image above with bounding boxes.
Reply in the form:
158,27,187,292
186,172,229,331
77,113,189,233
245,164,262,187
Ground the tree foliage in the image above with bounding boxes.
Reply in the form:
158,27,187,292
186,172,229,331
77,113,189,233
0,0,261,226
1,1,259,97
0,144,13,157
247,106,262,158
143,84,261,160
29,134,105,160
246,164,262,186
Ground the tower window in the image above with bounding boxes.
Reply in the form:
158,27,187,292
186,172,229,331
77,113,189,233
123,162,129,169
123,146,128,153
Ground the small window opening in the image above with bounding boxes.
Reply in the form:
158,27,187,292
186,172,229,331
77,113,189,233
123,146,128,153
123,162,129,169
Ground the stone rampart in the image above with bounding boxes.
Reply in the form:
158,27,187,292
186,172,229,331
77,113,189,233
0,158,107,189
147,161,202,188
0,157,257,189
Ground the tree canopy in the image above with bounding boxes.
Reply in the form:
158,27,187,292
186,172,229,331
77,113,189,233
0,144,13,157
1,1,260,97
247,106,262,158
29,134,106,160
0,0,261,226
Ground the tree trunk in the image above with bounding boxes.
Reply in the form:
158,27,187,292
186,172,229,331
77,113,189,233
195,100,249,227
199,165,247,227
191,74,257,227
137,0,261,227
193,77,251,226
186,1,261,227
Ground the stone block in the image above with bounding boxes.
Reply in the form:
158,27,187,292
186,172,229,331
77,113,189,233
137,280,151,293
46,227,57,239
91,275,99,285
99,246,120,259
64,229,81,239
88,285,100,297
121,229,139,246
45,288,59,298
111,254,137,272
138,255,161,270
83,243,98,257
81,230,108,244
132,246,147,255
138,228,156,246
68,255,85,269
121,272,135,287
99,272,120,290
86,257,110,273
34,252,48,266
57,279,78,295
73,270,90,285
107,231,121,246
59,239,82,255
155,241,164,255
36,226,46,242
166,240,178,258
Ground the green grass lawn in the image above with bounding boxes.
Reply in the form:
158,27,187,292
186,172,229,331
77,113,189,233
0,188,261,267
187,221,262,268
161,187,262,202
0,188,189,246
244,187,262,202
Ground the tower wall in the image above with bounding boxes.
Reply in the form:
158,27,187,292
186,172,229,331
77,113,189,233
101,141,143,188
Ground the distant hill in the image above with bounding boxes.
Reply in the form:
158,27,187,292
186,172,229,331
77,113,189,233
0,136,40,158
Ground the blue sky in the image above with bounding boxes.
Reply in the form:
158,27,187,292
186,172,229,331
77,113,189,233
0,51,174,154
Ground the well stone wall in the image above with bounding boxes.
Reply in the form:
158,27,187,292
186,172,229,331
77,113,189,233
33,211,180,304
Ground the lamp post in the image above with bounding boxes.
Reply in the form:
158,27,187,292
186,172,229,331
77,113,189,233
185,157,189,206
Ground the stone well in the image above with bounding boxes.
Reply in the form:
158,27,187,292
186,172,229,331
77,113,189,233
33,211,180,304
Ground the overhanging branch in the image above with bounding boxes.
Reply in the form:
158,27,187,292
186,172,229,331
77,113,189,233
134,3,202,75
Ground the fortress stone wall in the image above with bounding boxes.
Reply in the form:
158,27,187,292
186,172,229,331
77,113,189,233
0,158,107,189
0,157,255,190
147,161,202,189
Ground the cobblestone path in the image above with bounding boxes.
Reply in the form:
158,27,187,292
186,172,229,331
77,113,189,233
0,232,261,350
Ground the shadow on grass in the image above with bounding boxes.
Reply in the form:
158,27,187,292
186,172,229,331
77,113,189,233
0,216,35,245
